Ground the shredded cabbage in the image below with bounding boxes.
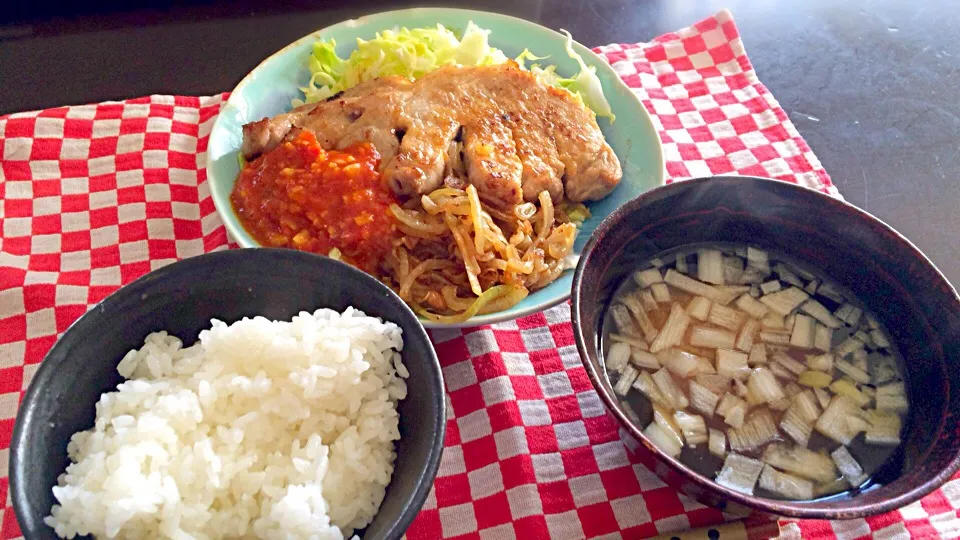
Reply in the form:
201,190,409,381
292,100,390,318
418,284,529,324
298,22,614,121
558,29,615,122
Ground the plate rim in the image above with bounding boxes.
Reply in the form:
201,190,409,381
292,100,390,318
206,6,666,329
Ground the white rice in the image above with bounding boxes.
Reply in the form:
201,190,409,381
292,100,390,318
45,307,408,539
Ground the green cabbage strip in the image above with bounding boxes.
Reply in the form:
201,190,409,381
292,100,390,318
298,22,614,121
558,29,615,122
418,284,529,324
298,22,505,103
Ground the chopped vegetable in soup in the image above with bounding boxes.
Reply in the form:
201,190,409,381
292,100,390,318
602,244,909,500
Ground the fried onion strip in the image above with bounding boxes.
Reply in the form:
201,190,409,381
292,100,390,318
399,259,453,300
443,212,483,296
466,185,486,254
384,185,582,319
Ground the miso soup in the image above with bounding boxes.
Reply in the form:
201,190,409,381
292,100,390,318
602,244,909,500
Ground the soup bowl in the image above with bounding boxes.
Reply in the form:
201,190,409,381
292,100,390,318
571,176,960,519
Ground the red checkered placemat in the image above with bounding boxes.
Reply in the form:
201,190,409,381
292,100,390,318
2,9,957,539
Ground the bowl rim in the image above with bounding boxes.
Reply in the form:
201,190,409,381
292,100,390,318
205,6,666,329
570,175,960,519
9,248,446,539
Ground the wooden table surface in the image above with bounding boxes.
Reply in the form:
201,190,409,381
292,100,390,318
2,0,958,286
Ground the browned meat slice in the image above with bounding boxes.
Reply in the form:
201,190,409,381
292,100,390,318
242,63,621,204
241,104,313,159
511,116,565,202
384,117,460,197
562,145,623,202
242,77,412,161
303,77,413,166
461,117,524,205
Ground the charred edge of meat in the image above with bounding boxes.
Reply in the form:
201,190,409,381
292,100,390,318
324,91,344,102
455,126,466,172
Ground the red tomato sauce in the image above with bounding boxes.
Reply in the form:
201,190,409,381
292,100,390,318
231,131,400,274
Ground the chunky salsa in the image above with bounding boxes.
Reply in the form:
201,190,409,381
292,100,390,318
231,130,400,274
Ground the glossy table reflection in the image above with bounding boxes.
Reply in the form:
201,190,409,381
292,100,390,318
2,0,958,286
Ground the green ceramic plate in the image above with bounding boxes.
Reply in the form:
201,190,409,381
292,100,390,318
206,7,665,328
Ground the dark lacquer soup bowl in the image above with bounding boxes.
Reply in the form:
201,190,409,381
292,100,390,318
571,176,960,519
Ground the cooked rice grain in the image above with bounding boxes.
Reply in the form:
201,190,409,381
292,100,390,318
45,308,408,539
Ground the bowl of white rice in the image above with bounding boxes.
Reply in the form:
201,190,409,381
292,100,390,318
10,249,446,539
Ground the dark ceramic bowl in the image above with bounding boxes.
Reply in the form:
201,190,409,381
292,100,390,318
10,249,446,539
571,176,960,519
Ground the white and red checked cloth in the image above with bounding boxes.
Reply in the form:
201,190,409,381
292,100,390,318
2,9,958,540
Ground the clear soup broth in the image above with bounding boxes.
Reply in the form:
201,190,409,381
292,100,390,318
602,243,909,501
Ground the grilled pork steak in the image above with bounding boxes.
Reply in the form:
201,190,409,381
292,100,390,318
242,63,622,204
